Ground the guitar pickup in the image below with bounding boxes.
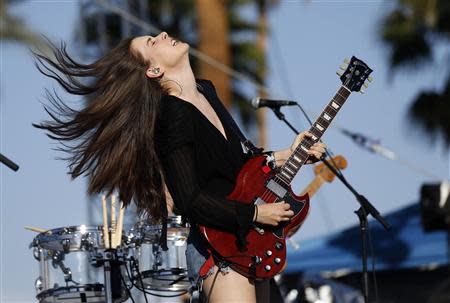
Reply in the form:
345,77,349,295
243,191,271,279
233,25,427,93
253,197,266,205
266,179,287,198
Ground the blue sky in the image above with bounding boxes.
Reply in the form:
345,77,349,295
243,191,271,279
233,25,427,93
1,1,449,302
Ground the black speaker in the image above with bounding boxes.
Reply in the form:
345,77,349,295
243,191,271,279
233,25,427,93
420,183,450,232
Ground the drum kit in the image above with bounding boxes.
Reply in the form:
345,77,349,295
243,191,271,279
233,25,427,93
29,214,191,303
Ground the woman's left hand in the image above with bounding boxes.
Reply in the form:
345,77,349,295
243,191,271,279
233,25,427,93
291,131,327,164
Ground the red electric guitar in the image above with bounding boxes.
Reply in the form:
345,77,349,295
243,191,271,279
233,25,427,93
199,56,373,279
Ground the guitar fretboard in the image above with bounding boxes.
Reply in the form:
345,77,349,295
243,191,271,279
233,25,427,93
276,86,351,185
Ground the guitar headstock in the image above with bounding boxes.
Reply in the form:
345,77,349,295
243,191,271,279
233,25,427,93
337,56,373,93
313,155,347,182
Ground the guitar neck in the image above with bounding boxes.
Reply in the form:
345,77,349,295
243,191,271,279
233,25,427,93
276,86,351,185
300,175,325,197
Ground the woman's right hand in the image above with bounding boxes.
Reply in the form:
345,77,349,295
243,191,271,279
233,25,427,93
253,202,294,226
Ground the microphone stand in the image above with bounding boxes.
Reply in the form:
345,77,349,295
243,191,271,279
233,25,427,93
1,153,19,171
270,106,391,303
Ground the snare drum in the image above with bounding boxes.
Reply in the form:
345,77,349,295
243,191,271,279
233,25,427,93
30,225,128,303
128,216,190,293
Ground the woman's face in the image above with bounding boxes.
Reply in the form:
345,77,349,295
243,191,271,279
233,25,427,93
131,32,189,76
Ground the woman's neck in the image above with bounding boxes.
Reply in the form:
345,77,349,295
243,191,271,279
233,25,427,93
163,63,201,102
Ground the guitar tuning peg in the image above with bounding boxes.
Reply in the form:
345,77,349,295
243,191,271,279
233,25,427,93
344,58,350,64
367,76,373,82
339,64,347,70
363,82,369,88
359,89,365,94
336,71,343,77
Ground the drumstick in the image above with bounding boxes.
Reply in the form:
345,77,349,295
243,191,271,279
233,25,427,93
110,197,116,248
102,195,110,249
24,226,52,234
115,201,125,248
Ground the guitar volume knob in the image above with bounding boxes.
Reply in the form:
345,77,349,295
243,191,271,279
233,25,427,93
252,256,262,264
265,265,271,271
274,257,281,264
265,250,272,257
275,242,284,250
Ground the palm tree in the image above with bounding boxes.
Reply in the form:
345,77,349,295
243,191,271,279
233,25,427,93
195,0,232,107
380,0,450,147
0,0,53,55
254,0,280,147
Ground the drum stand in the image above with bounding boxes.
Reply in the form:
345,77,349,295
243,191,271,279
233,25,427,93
103,251,114,303
92,249,124,303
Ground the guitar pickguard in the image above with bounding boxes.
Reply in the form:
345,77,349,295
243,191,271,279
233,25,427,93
273,193,306,238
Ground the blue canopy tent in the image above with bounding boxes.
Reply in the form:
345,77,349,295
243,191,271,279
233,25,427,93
285,203,449,274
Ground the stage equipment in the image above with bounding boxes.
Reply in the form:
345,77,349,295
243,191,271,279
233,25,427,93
251,97,297,108
338,128,396,160
199,56,376,280
30,225,129,303
28,216,191,302
127,215,190,295
420,182,450,232
0,152,19,171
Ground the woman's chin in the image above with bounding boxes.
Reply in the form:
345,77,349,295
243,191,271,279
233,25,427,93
181,43,190,53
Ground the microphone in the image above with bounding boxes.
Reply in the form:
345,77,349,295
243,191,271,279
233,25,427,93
339,128,396,160
370,144,396,160
251,97,297,109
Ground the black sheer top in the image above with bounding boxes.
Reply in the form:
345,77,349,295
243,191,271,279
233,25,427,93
154,79,256,246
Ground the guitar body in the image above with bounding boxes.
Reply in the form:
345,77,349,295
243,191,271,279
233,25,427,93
199,155,310,279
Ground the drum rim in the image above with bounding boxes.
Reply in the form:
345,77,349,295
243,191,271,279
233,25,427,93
137,268,190,292
36,283,129,301
134,215,190,228
30,225,103,249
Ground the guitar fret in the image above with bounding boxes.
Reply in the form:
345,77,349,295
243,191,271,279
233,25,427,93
317,117,330,128
341,86,351,93
335,93,346,102
315,123,324,132
310,127,322,138
338,88,351,98
325,105,336,112
325,106,337,115
331,101,340,110
335,98,345,105
287,161,298,169
292,154,303,163
300,145,309,153
284,166,295,175
280,170,292,181
275,175,290,185
288,152,305,168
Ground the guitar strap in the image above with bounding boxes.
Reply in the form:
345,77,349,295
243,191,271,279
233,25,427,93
223,113,265,157
197,79,265,157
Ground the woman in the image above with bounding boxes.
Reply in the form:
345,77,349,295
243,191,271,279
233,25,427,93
33,32,326,302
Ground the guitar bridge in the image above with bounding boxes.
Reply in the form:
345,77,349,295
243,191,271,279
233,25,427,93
252,224,265,235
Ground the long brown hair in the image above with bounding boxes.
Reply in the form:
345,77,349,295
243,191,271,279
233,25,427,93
32,37,168,221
